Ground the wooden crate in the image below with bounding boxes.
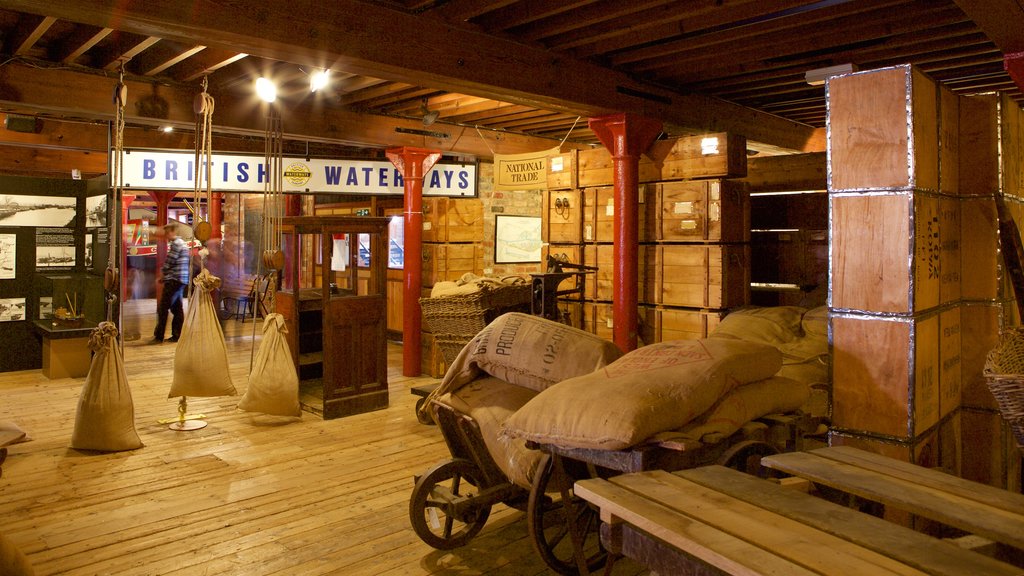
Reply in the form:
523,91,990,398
421,197,484,243
421,242,481,287
959,302,1001,411
420,331,446,378
577,132,747,188
739,152,826,193
939,306,962,419
584,243,645,301
831,313,940,440
547,149,577,190
960,407,1023,492
640,305,725,344
939,85,959,195
644,179,749,243
544,188,583,243
582,301,614,341
829,65,938,192
959,94,1001,196
939,197,961,304
1002,93,1023,199
959,195,1003,301
643,244,749,309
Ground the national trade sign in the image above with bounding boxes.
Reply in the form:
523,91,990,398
116,149,477,196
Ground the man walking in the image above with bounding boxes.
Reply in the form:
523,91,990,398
152,221,189,343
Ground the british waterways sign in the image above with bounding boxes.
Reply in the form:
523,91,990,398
115,149,477,196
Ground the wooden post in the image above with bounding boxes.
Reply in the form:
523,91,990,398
588,113,662,352
387,146,441,377
148,190,178,299
121,194,135,310
209,192,222,239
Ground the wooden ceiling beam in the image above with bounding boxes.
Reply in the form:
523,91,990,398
517,0,680,43
131,42,207,77
172,47,248,83
471,0,598,33
53,24,112,64
5,14,55,56
95,31,161,71
953,0,1024,54
1,0,823,152
0,62,572,159
437,0,519,23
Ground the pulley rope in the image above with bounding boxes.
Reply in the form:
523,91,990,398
106,63,127,324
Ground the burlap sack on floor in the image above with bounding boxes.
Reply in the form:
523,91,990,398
503,338,782,451
442,375,541,490
238,313,300,417
0,532,34,576
70,322,143,452
650,375,810,445
169,269,236,398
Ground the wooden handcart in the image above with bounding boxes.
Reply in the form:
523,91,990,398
409,394,816,575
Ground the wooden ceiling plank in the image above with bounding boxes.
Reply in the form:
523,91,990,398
337,82,418,106
471,0,599,33
953,0,1024,54
565,0,843,59
444,102,531,122
645,3,966,83
54,24,112,63
436,0,520,23
0,62,569,158
95,31,161,70
518,0,680,43
611,0,909,69
0,0,822,151
136,44,207,77
6,14,55,56
173,47,248,83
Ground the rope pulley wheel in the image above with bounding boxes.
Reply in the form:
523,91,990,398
193,220,213,243
262,248,285,271
103,266,120,292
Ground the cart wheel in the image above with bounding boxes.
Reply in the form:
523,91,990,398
414,397,434,425
717,440,779,477
409,459,491,550
527,454,606,576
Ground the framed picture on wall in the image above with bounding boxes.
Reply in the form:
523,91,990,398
494,214,542,264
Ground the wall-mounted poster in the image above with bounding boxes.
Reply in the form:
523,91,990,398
39,296,52,319
36,228,76,269
86,194,107,228
494,215,542,264
0,195,76,227
0,297,26,321
0,233,14,279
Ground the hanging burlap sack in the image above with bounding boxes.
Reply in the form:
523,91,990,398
170,269,236,398
238,313,300,417
503,338,782,451
70,322,143,452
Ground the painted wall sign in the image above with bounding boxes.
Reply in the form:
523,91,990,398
493,147,557,191
115,149,477,196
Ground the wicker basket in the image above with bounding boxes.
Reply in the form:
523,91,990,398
419,283,532,336
434,333,477,365
983,327,1024,450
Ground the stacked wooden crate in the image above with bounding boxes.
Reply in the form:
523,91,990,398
420,196,485,377
544,133,749,345
828,64,1022,493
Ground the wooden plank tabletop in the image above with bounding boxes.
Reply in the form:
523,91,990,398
575,466,1022,576
761,446,1024,550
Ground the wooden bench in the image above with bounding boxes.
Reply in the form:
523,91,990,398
761,446,1024,552
574,465,1021,576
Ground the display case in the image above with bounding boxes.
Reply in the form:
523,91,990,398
34,272,105,325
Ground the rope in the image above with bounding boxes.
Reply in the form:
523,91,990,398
189,77,215,300
474,125,496,156
559,116,581,149
106,63,127,324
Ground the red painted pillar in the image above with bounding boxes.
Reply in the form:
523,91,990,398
209,192,222,239
148,191,178,293
121,194,135,307
1006,52,1024,93
588,113,662,352
386,146,441,376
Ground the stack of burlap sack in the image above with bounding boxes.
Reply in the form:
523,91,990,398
422,307,827,490
428,272,529,298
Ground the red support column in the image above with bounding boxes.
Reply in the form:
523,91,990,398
121,194,135,308
148,191,178,295
386,146,441,376
588,113,662,352
209,192,222,239
1006,52,1024,93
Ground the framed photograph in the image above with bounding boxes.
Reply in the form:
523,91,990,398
494,214,542,264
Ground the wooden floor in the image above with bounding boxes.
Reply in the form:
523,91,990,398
0,300,648,575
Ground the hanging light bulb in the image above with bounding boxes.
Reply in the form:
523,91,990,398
255,77,277,103
310,69,329,92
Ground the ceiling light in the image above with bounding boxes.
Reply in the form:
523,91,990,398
805,63,857,86
255,77,277,103
161,126,174,133
310,69,329,92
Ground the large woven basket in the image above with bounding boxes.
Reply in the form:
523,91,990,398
433,333,477,365
983,328,1024,450
419,283,531,336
